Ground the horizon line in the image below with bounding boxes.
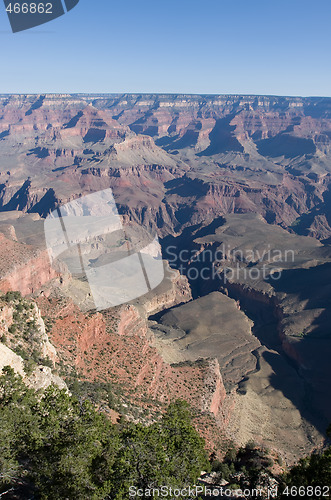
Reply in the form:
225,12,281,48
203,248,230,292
0,92,330,99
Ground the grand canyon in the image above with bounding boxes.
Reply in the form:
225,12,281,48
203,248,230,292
1,93,331,480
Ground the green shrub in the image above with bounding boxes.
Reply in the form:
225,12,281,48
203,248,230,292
4,291,22,303
1,376,211,500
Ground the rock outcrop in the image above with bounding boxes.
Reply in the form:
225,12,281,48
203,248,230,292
0,294,61,376
0,343,67,391
201,359,227,417
0,294,67,392
0,233,58,295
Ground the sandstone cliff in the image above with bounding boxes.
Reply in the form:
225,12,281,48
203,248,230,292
0,294,66,391
0,233,58,295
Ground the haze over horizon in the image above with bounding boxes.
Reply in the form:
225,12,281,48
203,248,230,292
1,92,331,98
0,0,330,96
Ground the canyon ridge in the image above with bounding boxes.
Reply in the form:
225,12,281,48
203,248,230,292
1,93,331,464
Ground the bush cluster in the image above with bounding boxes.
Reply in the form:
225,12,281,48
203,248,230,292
0,367,210,499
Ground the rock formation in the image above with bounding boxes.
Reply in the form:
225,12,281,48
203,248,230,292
1,94,331,461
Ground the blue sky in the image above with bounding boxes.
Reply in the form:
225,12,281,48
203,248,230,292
0,0,330,96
